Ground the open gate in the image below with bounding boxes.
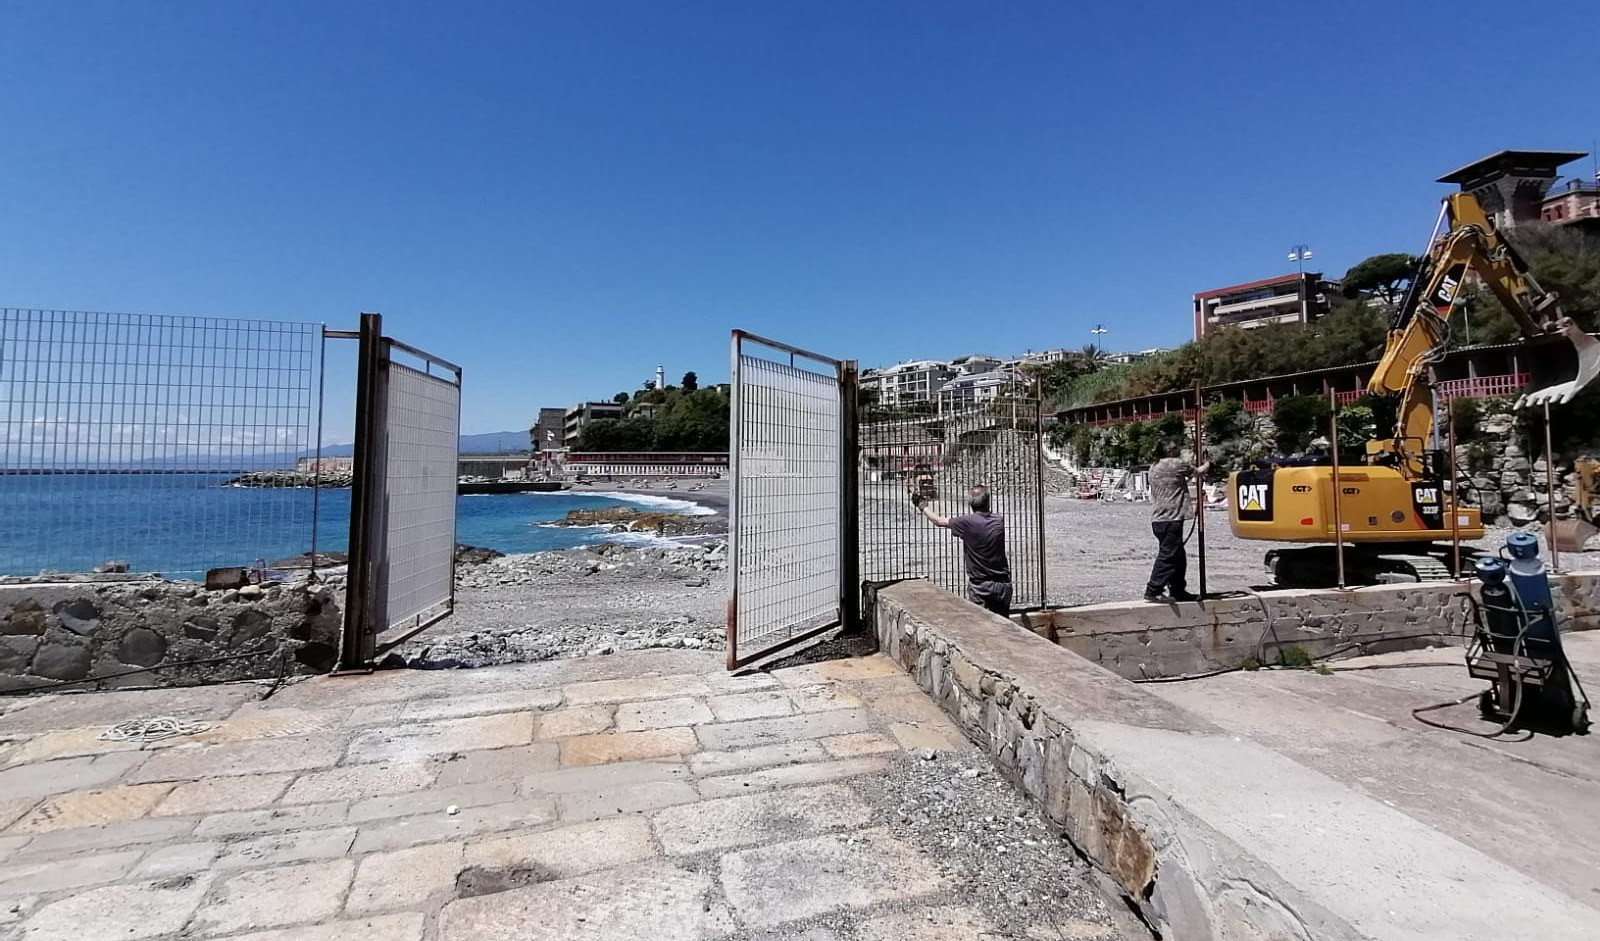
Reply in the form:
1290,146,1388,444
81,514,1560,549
727,331,858,668
337,313,463,670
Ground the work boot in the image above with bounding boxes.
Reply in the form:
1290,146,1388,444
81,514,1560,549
1142,590,1166,603
1168,589,1198,602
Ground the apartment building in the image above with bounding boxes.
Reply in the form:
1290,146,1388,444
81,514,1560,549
562,401,624,448
861,360,956,407
1192,272,1331,339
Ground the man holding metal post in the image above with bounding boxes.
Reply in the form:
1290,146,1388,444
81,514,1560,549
913,484,1013,616
1145,442,1210,603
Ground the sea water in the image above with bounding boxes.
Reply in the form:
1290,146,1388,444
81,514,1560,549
0,474,714,578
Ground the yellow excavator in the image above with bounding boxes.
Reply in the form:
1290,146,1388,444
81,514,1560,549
1230,191,1600,586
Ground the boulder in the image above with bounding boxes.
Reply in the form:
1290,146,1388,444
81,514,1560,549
1507,502,1540,524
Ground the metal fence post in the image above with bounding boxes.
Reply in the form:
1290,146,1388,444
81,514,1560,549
840,361,861,632
339,312,386,672
1034,377,1048,606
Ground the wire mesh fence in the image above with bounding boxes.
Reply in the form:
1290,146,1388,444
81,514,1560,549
0,308,323,579
858,383,1047,609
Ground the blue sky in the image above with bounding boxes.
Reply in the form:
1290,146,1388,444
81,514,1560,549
2,0,1595,438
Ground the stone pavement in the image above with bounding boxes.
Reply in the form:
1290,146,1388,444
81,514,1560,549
0,648,1124,941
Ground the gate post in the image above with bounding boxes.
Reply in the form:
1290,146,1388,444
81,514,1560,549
339,312,387,672
840,361,861,631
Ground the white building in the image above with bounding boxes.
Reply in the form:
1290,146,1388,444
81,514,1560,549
949,354,1002,376
937,370,1027,410
1104,348,1167,365
864,360,956,407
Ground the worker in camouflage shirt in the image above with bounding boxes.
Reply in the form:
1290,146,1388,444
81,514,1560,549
1145,442,1209,603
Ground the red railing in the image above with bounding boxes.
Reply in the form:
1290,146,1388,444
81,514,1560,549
1436,372,1528,403
1073,373,1527,428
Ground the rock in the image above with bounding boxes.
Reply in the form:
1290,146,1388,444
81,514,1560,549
238,584,265,600
1507,502,1539,524
2,600,46,636
455,545,505,565
31,634,92,681
117,627,168,667
230,608,273,646
184,617,220,641
53,598,100,635
93,560,129,574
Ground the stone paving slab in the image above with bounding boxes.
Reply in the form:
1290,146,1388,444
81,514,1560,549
434,744,557,786
11,782,172,833
531,704,614,739
0,649,1127,941
651,783,872,855
128,737,345,784
344,712,533,764
156,773,294,816
192,859,354,935
16,870,214,941
437,860,738,941
559,726,699,766
464,816,655,878
224,912,425,941
281,760,440,805
720,828,947,928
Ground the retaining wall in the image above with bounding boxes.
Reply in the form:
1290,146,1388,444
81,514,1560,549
0,576,344,693
874,580,1320,938
1022,572,1600,681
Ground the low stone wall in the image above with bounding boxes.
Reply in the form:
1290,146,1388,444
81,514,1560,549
1021,572,1600,681
0,576,344,693
874,580,1311,938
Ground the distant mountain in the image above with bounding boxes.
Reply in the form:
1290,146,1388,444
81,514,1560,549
458,431,531,454
32,430,531,471
311,431,527,458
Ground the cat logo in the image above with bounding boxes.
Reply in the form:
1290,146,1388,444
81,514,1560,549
1234,470,1275,521
1433,276,1459,307
1411,484,1445,529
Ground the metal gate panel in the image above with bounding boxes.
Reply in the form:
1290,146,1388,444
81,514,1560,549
858,383,1047,609
378,359,460,641
339,313,462,670
728,331,855,668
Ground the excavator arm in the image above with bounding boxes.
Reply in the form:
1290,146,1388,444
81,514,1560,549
1365,193,1600,477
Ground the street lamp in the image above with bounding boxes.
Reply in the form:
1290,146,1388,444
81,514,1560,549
1288,245,1313,323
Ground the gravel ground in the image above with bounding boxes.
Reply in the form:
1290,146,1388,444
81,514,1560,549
675,749,1131,941
397,541,729,667
1044,494,1600,607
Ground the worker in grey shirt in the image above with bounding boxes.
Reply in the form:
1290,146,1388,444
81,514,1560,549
1145,442,1210,603
914,484,1012,616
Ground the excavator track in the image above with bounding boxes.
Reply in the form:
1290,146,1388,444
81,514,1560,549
1372,553,1454,582
1266,545,1474,588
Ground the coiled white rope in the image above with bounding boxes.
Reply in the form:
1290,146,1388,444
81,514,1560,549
100,717,211,742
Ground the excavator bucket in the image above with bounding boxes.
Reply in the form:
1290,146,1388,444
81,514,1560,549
1517,321,1600,409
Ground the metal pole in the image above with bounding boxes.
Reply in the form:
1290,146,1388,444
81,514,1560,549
726,331,744,669
338,312,384,673
1193,381,1207,600
310,327,326,581
1329,392,1347,589
839,361,861,632
1035,376,1048,608
1448,401,1462,579
1545,400,1561,573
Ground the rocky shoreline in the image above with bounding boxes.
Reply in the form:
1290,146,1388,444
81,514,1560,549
399,540,729,668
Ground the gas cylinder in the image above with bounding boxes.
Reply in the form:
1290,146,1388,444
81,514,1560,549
1474,557,1518,654
1504,531,1557,653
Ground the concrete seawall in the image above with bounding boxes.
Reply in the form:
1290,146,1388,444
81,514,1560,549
0,576,343,693
871,578,1600,939
1022,572,1600,681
